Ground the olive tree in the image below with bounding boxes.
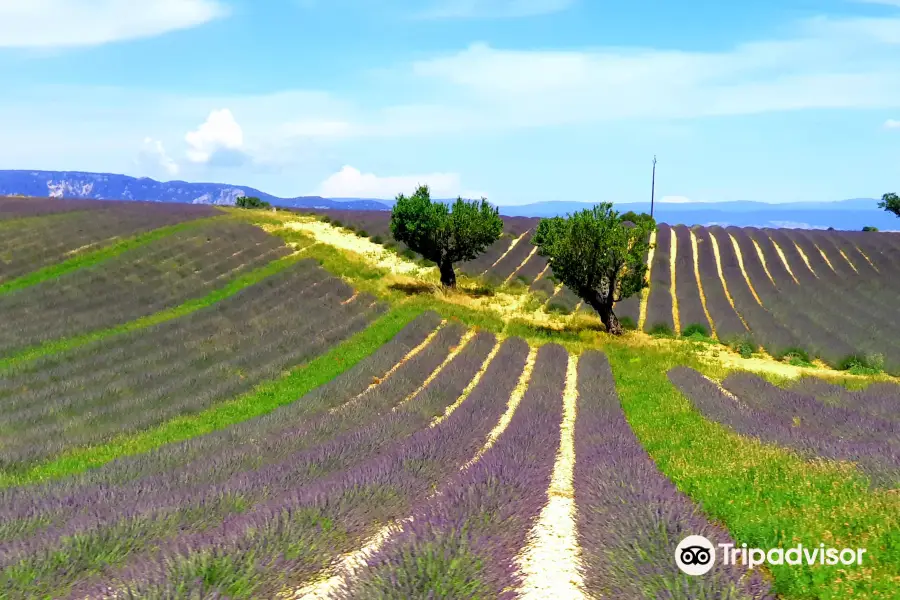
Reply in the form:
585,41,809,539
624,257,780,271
390,185,503,287
235,195,271,209
879,192,899,218
532,203,655,334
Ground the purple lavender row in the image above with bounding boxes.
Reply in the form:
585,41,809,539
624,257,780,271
337,343,568,600
0,312,442,533
575,351,773,599
0,262,384,469
761,227,900,365
0,200,220,281
644,223,676,332
669,368,900,487
0,196,218,220
0,260,328,400
728,228,857,364
673,225,711,333
796,229,900,341
0,195,113,219
749,227,899,359
788,377,900,422
0,326,476,597
484,231,535,282
0,315,446,571
708,226,799,356
693,228,747,341
71,338,531,599
721,373,900,446
0,221,290,356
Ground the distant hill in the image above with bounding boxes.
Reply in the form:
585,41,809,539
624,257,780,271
0,169,895,230
0,170,391,211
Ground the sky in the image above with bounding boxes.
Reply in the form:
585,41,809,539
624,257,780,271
0,0,898,205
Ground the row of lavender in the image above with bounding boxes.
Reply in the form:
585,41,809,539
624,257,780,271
0,315,524,598
669,368,900,487
573,352,773,599
0,199,220,281
0,259,384,472
643,224,900,372
0,220,291,357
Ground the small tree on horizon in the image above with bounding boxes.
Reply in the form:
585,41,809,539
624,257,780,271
532,203,655,335
235,195,271,209
390,185,503,287
879,192,899,218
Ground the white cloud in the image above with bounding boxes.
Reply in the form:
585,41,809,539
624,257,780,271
659,195,695,204
316,165,485,199
137,137,179,176
885,118,900,128
184,109,245,164
416,0,575,19
0,0,227,48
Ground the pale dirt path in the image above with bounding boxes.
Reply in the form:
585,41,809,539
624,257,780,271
515,353,586,600
282,219,433,276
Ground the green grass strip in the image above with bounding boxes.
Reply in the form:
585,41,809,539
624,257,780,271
0,251,311,371
604,341,900,599
0,304,422,488
0,215,225,296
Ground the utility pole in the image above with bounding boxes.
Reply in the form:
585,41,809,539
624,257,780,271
650,155,657,219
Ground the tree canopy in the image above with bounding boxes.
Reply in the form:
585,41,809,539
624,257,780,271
235,196,271,209
879,192,899,218
390,185,503,287
618,210,655,227
532,203,655,335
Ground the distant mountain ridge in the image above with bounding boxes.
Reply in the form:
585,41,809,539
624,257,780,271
0,170,391,211
0,169,895,230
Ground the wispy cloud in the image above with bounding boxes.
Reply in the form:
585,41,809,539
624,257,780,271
415,0,575,19
885,118,900,128
315,165,485,199
0,0,227,48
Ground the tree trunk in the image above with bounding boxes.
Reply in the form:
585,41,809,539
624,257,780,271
584,290,623,335
439,261,457,288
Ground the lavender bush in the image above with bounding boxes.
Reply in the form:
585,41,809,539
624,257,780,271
576,352,773,599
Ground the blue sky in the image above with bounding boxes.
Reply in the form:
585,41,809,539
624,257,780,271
0,0,898,205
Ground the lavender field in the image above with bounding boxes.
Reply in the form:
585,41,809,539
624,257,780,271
0,198,897,598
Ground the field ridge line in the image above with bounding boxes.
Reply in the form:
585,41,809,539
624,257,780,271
430,338,502,428
504,245,539,285
670,228,681,333
751,237,778,287
515,352,586,600
767,234,800,284
690,229,717,338
835,247,860,274
0,251,312,370
0,215,225,295
391,328,477,412
330,319,446,416
482,229,529,276
791,240,819,278
852,243,879,272
287,341,531,600
727,232,763,307
0,305,423,487
637,228,657,331
708,231,750,331
814,243,838,274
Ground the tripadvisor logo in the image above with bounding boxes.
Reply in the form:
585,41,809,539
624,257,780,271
675,535,867,575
